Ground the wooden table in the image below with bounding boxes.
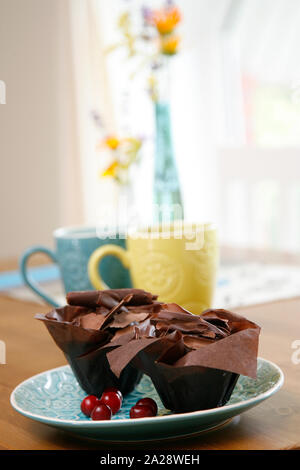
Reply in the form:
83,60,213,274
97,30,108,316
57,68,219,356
0,262,299,450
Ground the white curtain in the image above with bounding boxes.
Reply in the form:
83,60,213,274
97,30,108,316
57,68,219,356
65,0,232,227
63,0,300,251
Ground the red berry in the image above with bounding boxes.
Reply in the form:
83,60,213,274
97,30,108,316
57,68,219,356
100,390,122,414
130,404,155,419
80,395,100,417
136,398,157,416
91,403,112,421
103,387,123,400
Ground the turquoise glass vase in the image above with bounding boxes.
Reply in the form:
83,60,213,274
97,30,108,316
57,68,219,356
153,100,184,223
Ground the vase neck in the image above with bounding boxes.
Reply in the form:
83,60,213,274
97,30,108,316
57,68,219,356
153,100,184,222
154,58,171,103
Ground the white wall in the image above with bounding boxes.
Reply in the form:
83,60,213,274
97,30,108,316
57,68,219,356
0,0,83,259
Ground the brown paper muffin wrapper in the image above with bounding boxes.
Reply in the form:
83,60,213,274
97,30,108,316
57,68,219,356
35,315,142,396
107,307,261,412
35,289,160,396
133,351,239,412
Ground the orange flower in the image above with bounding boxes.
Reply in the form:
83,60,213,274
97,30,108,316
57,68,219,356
152,6,181,35
101,160,119,177
103,136,120,150
161,34,180,55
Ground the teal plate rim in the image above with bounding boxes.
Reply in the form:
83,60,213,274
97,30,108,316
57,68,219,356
10,357,284,428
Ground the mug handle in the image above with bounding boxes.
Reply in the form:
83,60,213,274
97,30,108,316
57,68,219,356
88,245,130,290
20,246,60,307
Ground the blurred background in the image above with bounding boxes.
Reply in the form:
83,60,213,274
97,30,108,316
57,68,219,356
1,0,300,264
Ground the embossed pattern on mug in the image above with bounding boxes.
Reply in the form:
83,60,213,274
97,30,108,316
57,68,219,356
60,251,91,291
132,251,184,298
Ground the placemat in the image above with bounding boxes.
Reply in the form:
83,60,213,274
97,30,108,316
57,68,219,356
1,263,300,309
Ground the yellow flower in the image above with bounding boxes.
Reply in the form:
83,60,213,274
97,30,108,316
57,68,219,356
161,34,180,55
98,135,142,182
103,136,120,150
153,6,181,36
101,160,119,178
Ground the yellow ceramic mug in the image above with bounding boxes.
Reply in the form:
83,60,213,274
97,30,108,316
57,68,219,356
88,223,219,314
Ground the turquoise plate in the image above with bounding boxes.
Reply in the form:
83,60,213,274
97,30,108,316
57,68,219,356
10,358,283,442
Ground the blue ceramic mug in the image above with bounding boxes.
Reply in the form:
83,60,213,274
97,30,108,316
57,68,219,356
20,226,132,307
